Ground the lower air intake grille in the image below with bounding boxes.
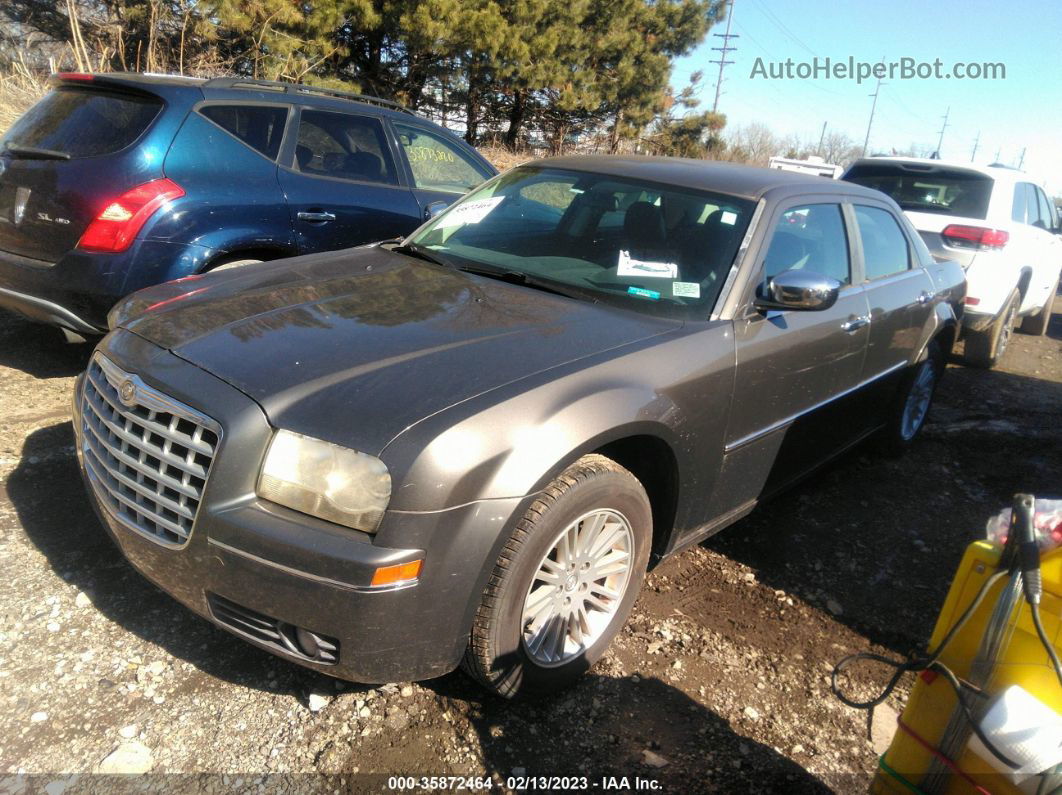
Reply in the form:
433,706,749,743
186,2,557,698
208,593,339,665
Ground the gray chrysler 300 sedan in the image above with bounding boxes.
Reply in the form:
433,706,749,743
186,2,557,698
74,157,965,696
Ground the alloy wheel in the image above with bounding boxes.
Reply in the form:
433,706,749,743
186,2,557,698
521,509,634,667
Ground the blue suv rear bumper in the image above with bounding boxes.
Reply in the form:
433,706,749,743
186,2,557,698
0,239,217,333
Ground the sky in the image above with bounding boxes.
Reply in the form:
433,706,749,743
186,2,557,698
670,0,1062,193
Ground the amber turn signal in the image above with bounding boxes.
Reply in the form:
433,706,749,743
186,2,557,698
370,560,422,588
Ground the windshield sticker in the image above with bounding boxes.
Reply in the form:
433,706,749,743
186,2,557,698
672,281,701,298
627,286,661,300
435,196,504,228
617,250,678,279
720,210,738,225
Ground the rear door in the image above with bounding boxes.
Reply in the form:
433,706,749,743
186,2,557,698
851,202,936,389
278,108,423,253
1026,184,1062,311
391,121,494,219
0,84,164,261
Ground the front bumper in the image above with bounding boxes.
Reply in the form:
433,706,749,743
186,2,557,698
75,329,522,683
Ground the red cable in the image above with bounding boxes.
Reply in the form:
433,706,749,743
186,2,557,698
896,715,994,795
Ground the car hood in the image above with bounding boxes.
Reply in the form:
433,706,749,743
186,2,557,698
119,247,677,454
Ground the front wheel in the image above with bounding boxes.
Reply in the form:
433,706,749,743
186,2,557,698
462,455,651,698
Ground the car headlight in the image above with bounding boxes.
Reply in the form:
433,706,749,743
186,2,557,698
257,429,391,533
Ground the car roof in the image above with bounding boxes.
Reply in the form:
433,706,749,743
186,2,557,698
526,155,886,201
846,156,1036,184
55,72,420,122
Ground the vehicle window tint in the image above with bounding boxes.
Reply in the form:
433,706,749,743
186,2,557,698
1025,183,1043,228
294,110,396,185
855,205,911,279
844,163,992,220
1011,184,1028,224
1035,187,1056,231
394,123,488,194
764,203,851,285
200,105,287,160
0,87,161,158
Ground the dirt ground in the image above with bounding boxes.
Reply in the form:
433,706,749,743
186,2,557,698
0,299,1059,793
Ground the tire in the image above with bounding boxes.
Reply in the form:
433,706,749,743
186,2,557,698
208,257,262,272
881,341,944,455
965,289,1019,368
1018,276,1058,336
462,454,652,698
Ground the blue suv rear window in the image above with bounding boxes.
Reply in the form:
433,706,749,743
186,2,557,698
1,86,162,158
199,105,288,160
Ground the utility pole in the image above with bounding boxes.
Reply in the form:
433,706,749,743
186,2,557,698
817,121,827,157
710,0,739,115
994,146,1002,163
970,131,980,162
861,73,885,157
1018,147,1027,169
935,106,950,157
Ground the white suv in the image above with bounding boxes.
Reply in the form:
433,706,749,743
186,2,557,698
844,158,1062,367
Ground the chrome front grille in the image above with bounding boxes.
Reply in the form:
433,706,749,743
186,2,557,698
80,354,221,548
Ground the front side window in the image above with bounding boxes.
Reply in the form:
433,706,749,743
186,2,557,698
764,204,851,285
1035,186,1056,231
394,123,489,194
405,166,755,318
855,205,911,280
294,110,396,185
200,105,287,160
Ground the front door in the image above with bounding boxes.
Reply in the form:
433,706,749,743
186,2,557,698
278,108,422,253
710,201,871,515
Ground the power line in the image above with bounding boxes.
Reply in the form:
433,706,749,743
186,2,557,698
755,3,817,57
862,72,886,157
709,0,739,114
934,106,950,157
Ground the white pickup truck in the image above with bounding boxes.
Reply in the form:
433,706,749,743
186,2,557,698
844,158,1062,367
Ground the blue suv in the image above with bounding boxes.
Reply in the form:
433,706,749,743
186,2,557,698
0,73,496,335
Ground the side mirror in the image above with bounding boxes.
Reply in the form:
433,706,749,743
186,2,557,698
754,269,841,312
424,200,449,220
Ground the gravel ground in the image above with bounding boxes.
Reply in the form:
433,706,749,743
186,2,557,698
0,301,1060,793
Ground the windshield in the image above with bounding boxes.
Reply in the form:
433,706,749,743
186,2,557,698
845,163,992,220
405,166,755,318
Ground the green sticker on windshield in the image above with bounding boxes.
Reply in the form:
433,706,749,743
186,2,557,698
627,286,661,301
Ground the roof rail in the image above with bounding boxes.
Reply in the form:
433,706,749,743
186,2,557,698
201,77,416,115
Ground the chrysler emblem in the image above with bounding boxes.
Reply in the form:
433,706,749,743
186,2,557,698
13,186,30,225
118,380,137,406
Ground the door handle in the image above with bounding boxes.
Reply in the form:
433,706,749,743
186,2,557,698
917,291,935,304
841,315,870,333
297,210,336,223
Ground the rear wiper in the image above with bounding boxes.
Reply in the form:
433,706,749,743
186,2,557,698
3,144,72,161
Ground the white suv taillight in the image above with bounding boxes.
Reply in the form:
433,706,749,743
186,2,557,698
941,224,1009,251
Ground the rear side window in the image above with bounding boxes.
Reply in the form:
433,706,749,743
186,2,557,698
200,105,287,160
0,87,162,158
1012,184,1029,223
294,110,396,185
854,205,910,280
764,203,851,285
844,163,992,220
394,123,489,194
